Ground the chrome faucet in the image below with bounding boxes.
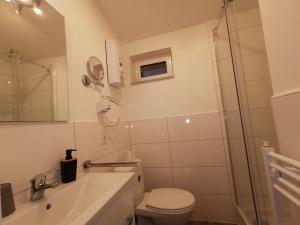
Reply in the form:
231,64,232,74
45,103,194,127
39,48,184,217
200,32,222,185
29,173,58,201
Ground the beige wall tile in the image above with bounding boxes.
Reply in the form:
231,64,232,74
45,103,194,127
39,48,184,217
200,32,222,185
224,111,243,138
133,143,171,167
19,109,53,121
228,138,248,167
241,52,270,82
74,122,117,165
250,108,276,137
192,195,235,223
116,121,130,149
171,140,226,167
118,146,131,161
22,73,52,94
221,85,239,112
168,113,223,142
143,168,173,191
246,79,273,108
218,59,235,86
0,95,16,114
234,8,262,29
173,167,230,195
20,90,52,113
238,26,266,55
272,91,300,161
130,118,168,144
215,32,231,60
232,166,253,196
0,75,15,95
237,195,257,222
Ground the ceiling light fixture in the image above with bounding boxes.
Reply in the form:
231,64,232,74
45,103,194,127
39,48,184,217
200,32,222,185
33,6,41,15
32,0,42,15
5,0,43,15
15,3,23,15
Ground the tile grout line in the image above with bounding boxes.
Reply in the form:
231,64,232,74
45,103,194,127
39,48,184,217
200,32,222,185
131,138,226,146
165,117,175,188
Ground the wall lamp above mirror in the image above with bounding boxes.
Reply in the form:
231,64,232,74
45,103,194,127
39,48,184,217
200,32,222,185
4,0,43,15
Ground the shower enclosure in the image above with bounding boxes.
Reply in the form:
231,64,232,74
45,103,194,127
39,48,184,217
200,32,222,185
213,0,279,224
0,49,53,121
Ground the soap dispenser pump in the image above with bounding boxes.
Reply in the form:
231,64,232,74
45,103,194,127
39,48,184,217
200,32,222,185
60,149,77,183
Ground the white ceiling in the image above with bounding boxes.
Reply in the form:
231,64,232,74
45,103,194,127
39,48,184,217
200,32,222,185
97,0,224,43
97,0,259,43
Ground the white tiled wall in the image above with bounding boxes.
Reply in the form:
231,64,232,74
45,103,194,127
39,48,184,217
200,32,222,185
129,112,236,223
272,90,300,161
0,121,130,198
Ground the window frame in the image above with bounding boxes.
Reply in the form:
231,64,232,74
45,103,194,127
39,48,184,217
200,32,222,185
131,49,174,84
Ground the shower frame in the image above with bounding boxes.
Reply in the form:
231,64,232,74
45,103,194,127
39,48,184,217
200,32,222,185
213,1,268,224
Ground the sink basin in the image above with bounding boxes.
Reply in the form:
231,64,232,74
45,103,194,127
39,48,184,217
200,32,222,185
2,172,134,225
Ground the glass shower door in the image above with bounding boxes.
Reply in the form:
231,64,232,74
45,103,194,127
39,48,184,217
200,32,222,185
213,0,279,224
0,49,54,121
212,10,260,225
224,1,279,224
17,58,53,121
0,50,17,121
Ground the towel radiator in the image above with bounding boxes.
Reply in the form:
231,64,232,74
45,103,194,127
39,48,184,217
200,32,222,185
262,142,300,225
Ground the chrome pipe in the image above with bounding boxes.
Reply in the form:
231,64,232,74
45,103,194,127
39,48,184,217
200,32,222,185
83,160,138,169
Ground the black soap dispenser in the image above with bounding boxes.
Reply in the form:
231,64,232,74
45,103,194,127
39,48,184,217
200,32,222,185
60,149,77,183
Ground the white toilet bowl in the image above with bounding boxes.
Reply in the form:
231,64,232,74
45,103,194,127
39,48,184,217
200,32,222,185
135,188,195,225
114,161,195,225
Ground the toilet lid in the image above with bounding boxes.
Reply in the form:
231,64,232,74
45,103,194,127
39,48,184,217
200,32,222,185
146,188,195,211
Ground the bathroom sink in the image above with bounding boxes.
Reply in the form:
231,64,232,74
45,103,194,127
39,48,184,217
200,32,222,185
2,172,134,225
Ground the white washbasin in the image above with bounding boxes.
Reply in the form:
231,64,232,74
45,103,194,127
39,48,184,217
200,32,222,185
2,172,134,225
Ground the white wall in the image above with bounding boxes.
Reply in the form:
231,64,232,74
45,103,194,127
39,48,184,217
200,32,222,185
123,23,219,121
258,1,300,224
47,0,127,122
258,0,300,94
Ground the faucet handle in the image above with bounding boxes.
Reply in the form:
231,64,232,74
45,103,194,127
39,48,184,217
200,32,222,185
30,173,47,189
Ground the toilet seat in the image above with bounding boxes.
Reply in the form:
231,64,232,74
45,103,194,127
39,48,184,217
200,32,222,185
146,188,195,213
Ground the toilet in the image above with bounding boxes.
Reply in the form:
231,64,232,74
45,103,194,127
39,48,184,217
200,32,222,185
114,160,195,225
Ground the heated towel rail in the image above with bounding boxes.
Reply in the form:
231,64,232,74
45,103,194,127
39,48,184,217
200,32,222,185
262,142,300,225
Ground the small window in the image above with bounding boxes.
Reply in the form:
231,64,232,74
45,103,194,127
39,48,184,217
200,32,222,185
130,47,174,84
140,61,167,77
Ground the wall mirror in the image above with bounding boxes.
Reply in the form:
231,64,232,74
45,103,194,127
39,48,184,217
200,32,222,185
0,0,69,122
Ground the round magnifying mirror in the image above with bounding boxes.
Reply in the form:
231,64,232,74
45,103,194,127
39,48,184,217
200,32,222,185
86,56,104,81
